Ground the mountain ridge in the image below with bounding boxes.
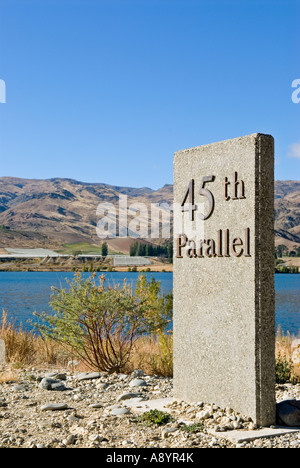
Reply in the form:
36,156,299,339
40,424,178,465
0,177,298,251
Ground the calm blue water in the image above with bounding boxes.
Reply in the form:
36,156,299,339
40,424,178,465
275,274,300,335
0,272,173,331
0,272,299,335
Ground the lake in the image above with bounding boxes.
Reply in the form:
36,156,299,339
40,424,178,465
0,272,299,335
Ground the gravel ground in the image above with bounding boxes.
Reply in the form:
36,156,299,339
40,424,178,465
0,366,299,449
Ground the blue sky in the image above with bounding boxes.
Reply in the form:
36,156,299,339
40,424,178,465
0,0,299,189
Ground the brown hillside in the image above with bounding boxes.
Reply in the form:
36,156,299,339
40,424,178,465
274,180,300,248
0,177,298,251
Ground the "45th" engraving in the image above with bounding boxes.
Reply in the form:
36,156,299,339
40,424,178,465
181,172,246,222
177,172,250,259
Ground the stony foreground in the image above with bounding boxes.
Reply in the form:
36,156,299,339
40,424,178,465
0,366,300,449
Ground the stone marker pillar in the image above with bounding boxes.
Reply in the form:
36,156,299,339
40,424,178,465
0,339,5,365
173,134,275,427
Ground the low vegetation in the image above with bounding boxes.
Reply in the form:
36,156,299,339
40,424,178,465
275,327,300,383
140,409,174,426
0,273,173,376
0,314,174,377
276,352,294,384
0,274,299,385
180,423,204,433
33,273,172,374
57,242,118,256
275,244,300,273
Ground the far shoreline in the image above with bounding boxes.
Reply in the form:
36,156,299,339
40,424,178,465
0,267,299,274
0,256,299,274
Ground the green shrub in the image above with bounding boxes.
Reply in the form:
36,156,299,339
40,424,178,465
34,273,173,374
276,352,293,384
140,409,174,426
149,331,173,377
181,423,204,433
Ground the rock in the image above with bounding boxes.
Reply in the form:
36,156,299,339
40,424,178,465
45,372,67,381
96,382,109,390
117,392,140,402
52,382,67,391
77,372,101,381
118,374,128,380
129,379,148,388
131,370,144,378
196,410,210,421
13,384,29,392
124,397,145,403
110,407,131,416
39,378,66,391
39,378,57,390
40,403,69,411
162,427,178,439
277,400,300,427
73,394,82,401
67,415,82,423
1,366,300,448
89,434,107,443
64,434,77,446
291,340,300,365
214,425,224,432
232,421,241,429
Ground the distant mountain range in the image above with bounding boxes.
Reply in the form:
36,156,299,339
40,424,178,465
0,177,173,252
274,180,300,249
0,177,298,252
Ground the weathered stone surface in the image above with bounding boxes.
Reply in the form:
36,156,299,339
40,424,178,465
173,134,276,426
45,372,67,381
40,403,69,411
277,400,300,427
89,403,103,408
129,378,148,387
77,372,101,381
